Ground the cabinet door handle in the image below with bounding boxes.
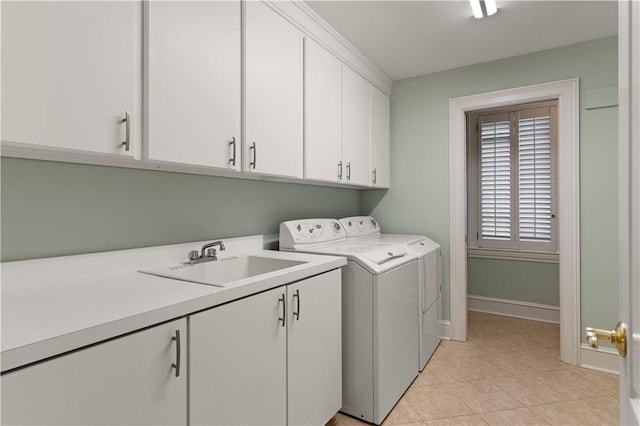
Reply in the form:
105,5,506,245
278,294,286,327
372,168,377,184
338,161,343,180
171,329,181,378
120,110,131,151
346,162,351,181
293,289,300,321
229,137,237,166
249,142,257,169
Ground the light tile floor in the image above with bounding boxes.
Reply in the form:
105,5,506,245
328,311,619,426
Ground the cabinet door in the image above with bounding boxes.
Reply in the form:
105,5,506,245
304,38,343,183
370,87,391,188
1,319,187,425
342,67,371,186
1,1,140,157
190,286,287,425
245,1,303,178
146,1,241,170
288,270,342,425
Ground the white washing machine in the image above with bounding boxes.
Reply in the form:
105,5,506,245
339,216,442,371
279,219,419,425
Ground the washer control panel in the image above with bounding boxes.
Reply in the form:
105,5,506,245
279,218,347,248
338,216,381,238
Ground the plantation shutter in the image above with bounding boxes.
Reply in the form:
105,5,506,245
479,113,512,244
518,108,553,244
470,101,557,253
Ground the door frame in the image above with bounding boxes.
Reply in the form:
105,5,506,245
448,79,581,365
618,0,639,422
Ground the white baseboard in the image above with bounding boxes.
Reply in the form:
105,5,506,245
438,319,451,340
580,344,620,374
468,295,560,324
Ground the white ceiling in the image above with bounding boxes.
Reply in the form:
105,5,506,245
305,1,618,80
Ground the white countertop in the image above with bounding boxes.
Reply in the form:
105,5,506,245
1,236,346,372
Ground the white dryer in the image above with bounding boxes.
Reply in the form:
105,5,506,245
279,218,419,425
339,216,442,371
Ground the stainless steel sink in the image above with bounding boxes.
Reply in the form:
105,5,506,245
139,255,306,287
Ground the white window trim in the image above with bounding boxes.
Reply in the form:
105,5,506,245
449,78,580,366
467,247,559,263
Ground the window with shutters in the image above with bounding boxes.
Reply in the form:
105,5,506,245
467,100,558,257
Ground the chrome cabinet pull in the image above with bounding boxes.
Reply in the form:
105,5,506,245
293,289,300,321
171,329,181,378
249,142,256,169
346,162,351,181
278,294,286,327
338,161,343,180
229,137,237,166
372,168,377,184
120,110,131,151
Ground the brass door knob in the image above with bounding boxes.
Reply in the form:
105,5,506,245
585,321,627,358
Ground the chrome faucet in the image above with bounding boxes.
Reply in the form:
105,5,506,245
187,241,226,264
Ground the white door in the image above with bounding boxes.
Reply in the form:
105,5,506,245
287,270,342,425
189,287,287,425
245,0,303,178
146,0,241,170
619,1,640,423
342,66,371,186
304,38,343,183
370,87,391,188
1,1,140,157
1,319,187,425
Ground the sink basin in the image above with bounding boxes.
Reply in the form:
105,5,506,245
140,255,306,287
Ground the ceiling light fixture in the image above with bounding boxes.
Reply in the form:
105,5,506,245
470,0,497,19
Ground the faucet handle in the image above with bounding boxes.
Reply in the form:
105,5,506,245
188,250,200,263
206,248,217,258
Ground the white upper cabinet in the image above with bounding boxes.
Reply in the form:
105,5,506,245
304,38,343,183
342,67,371,186
146,1,241,171
1,1,140,157
245,1,304,178
1,0,391,188
370,87,391,188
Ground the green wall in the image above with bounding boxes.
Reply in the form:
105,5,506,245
467,259,559,306
360,36,619,336
1,158,360,261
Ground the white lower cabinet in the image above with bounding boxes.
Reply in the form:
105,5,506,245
1,319,187,425
1,272,341,426
190,286,287,426
287,271,342,425
190,269,342,425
